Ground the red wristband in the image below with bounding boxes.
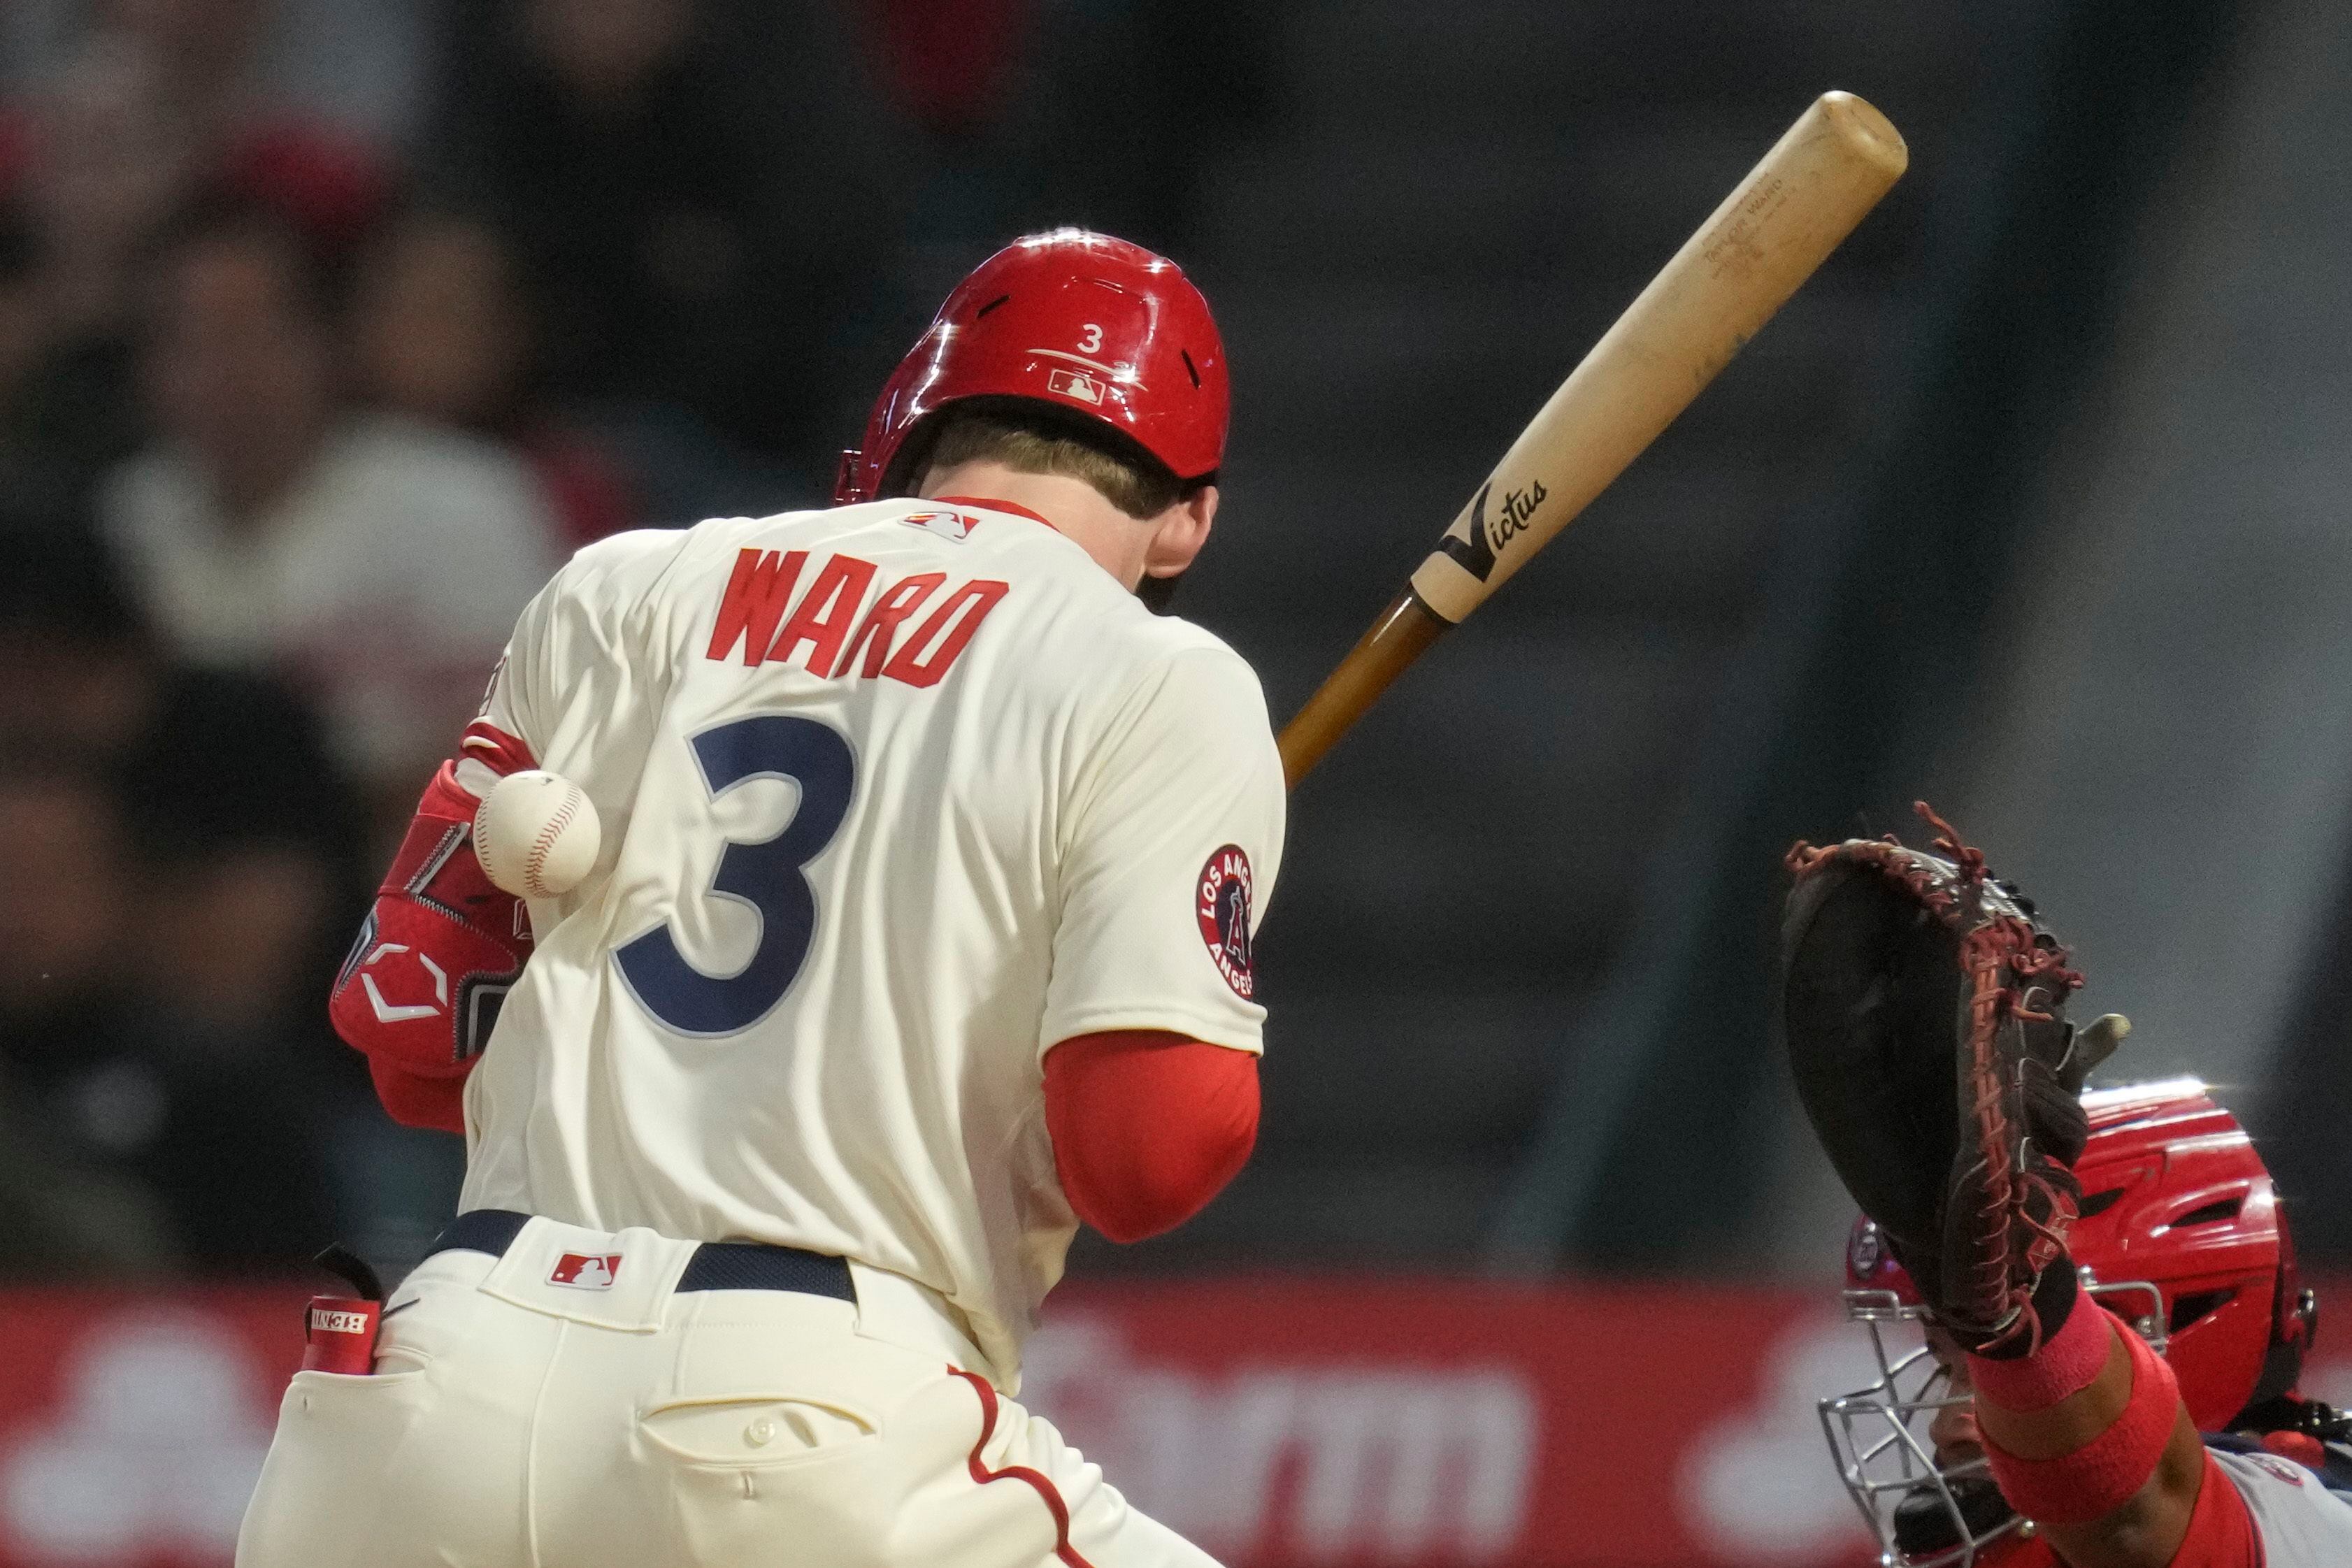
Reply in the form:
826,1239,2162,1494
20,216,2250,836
1983,1317,2179,1525
1966,1295,2114,1412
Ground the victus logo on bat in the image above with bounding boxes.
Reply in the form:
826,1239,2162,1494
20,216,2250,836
1435,477,1549,582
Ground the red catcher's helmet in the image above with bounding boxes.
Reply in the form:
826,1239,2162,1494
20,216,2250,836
1844,1077,2316,1428
835,229,1229,505
1828,1078,2319,1567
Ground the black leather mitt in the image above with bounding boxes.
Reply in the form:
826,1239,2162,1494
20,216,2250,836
1779,803,2124,1353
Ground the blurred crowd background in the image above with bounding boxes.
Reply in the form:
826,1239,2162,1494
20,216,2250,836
2,0,2350,1323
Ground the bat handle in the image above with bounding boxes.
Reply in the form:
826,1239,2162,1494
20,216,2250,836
1277,594,1451,789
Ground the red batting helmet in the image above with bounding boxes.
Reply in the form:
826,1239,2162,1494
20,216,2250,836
834,229,1229,506
1826,1077,2318,1567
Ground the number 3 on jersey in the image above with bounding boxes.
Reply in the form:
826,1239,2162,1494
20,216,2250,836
616,715,854,1035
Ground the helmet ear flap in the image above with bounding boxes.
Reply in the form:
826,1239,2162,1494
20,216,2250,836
2228,1209,2316,1423
2290,1285,2320,1353
2274,1204,2316,1355
2249,1246,2321,1411
835,407,953,506
873,410,950,502
2243,1291,2312,1416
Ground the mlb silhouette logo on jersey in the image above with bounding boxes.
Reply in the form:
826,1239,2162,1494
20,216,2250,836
900,510,977,543
549,1253,623,1290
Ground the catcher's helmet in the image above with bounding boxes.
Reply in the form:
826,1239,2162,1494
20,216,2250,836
835,229,1228,506
1823,1077,2318,1567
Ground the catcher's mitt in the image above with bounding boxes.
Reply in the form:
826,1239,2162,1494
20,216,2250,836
1779,803,2124,1353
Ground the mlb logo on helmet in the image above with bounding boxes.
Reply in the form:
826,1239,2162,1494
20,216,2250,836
1046,367,1105,405
549,1252,623,1290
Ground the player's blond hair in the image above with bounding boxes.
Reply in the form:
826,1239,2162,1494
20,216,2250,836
917,408,1187,521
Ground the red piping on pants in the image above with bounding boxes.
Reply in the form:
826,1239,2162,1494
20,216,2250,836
948,1365,1097,1568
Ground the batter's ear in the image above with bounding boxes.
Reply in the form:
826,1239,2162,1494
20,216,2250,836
1143,484,1217,582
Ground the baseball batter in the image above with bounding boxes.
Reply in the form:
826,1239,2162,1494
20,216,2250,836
238,231,1282,1568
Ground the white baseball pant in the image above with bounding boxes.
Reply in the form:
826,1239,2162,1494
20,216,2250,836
234,1216,1217,1568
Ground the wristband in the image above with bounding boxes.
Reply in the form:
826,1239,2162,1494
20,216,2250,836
1966,1291,2111,1411
1982,1316,2178,1525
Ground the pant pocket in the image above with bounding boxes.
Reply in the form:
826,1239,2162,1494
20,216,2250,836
238,1370,438,1568
637,1398,898,1567
638,1395,879,1465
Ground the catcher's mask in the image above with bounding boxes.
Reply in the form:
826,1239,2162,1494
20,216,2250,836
1818,1077,2314,1567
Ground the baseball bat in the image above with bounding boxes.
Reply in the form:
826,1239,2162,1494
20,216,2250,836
1277,89,1908,788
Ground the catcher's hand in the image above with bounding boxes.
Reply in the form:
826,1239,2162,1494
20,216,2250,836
1777,802,2126,1353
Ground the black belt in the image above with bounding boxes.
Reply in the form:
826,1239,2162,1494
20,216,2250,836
428,1209,854,1302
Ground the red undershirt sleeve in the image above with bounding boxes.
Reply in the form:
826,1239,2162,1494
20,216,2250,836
366,1055,469,1135
2171,1449,2261,1568
1042,1030,1260,1244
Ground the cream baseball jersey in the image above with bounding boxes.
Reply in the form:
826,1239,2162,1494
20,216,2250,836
451,498,1284,1386
2208,1448,2352,1562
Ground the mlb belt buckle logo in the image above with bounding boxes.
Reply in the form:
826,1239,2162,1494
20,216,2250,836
549,1252,623,1290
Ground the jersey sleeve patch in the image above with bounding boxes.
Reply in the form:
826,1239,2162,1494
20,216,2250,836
1196,845,1256,998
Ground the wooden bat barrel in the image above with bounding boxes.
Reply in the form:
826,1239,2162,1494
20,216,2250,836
1278,91,1907,789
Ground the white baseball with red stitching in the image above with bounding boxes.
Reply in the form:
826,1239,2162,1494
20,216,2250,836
475,770,601,899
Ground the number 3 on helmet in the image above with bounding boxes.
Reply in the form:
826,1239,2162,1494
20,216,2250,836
836,229,1231,505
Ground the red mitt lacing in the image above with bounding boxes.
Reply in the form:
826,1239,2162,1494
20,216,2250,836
1787,802,2085,1351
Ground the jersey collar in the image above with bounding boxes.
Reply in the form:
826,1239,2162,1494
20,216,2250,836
935,495,1062,534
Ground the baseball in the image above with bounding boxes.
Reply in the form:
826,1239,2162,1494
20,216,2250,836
474,770,601,898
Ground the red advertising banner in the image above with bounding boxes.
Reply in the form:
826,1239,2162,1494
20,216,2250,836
1021,1278,1884,1567
6,1278,2352,1568
0,1290,302,1568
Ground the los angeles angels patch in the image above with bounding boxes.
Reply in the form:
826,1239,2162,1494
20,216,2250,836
1196,845,1255,998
